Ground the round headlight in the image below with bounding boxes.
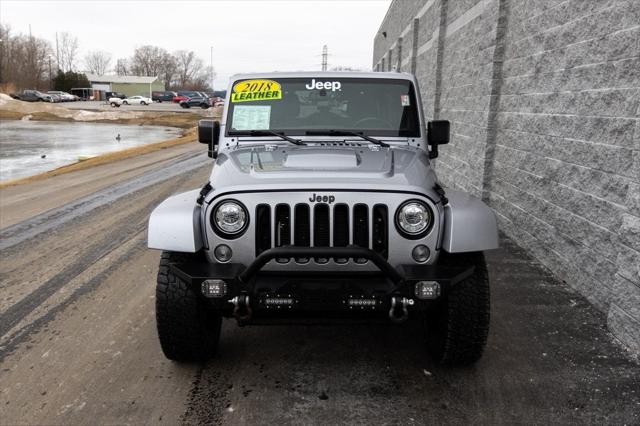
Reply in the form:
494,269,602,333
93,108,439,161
214,201,247,236
396,201,432,236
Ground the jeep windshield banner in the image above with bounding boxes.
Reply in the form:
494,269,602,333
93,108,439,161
231,79,282,103
227,77,420,137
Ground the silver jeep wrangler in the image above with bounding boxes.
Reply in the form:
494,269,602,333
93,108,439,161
148,72,499,366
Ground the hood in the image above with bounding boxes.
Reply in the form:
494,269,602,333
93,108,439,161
208,144,439,197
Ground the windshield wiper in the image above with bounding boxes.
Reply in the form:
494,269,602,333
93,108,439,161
231,130,304,145
305,130,389,147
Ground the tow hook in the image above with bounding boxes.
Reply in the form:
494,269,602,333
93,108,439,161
388,296,413,323
231,295,252,323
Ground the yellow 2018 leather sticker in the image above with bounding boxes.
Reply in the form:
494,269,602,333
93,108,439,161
231,79,282,103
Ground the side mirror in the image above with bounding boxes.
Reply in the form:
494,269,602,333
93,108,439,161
198,119,220,159
427,120,450,159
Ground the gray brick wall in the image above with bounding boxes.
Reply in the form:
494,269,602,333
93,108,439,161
373,0,640,353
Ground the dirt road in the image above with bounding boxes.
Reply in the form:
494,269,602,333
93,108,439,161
1,143,639,425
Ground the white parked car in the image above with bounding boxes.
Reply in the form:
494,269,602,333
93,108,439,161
108,97,123,107
122,96,152,105
47,91,76,101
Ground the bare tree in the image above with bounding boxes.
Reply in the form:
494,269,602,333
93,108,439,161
130,45,169,76
58,32,78,72
159,54,177,88
184,65,215,91
174,50,203,88
0,25,54,90
0,24,10,87
84,50,111,75
115,58,129,76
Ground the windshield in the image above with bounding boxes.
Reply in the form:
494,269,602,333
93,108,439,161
226,77,420,137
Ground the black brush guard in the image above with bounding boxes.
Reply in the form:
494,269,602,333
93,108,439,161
170,245,473,297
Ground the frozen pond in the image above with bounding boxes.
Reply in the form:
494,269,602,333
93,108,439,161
0,120,183,182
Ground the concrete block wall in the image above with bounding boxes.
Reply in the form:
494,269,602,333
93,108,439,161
373,0,640,353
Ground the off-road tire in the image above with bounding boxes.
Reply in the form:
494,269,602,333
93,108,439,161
156,251,222,362
424,251,490,366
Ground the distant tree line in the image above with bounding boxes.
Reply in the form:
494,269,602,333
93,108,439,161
116,46,214,91
0,25,215,92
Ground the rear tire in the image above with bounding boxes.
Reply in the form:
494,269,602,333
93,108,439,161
123,100,128,105
141,101,147,105
200,103,209,109
156,251,222,362
424,251,490,366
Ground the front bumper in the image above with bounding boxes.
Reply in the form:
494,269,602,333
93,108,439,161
170,246,473,317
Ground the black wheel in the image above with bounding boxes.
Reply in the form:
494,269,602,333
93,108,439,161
424,251,490,366
200,103,209,109
123,100,128,105
181,103,190,108
141,101,147,105
156,251,222,362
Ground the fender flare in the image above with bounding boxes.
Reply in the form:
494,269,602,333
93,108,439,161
442,190,499,253
148,189,203,253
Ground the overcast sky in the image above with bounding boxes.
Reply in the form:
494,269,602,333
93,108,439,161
1,0,391,89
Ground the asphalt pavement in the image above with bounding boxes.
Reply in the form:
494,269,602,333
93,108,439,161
0,143,638,425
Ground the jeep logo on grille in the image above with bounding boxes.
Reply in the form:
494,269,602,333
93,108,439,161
309,193,335,204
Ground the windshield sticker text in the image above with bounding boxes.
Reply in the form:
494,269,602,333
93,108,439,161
231,105,271,130
231,79,282,103
401,95,410,106
305,79,342,91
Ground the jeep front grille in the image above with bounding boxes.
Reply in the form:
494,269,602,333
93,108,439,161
255,203,389,261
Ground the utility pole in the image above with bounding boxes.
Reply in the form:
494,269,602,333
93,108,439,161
48,55,52,89
321,45,328,71
210,46,214,92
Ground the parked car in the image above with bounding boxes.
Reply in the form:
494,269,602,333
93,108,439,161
152,91,177,102
122,96,152,105
211,97,225,107
148,72,500,366
106,91,127,99
176,90,201,100
179,96,210,109
10,90,53,102
108,97,123,107
172,95,189,103
48,94,62,103
47,91,75,101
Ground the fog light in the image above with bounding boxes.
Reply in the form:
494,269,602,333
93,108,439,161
412,245,430,263
214,244,232,262
414,281,440,300
201,279,227,298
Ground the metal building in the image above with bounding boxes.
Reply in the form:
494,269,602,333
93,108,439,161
85,74,165,97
